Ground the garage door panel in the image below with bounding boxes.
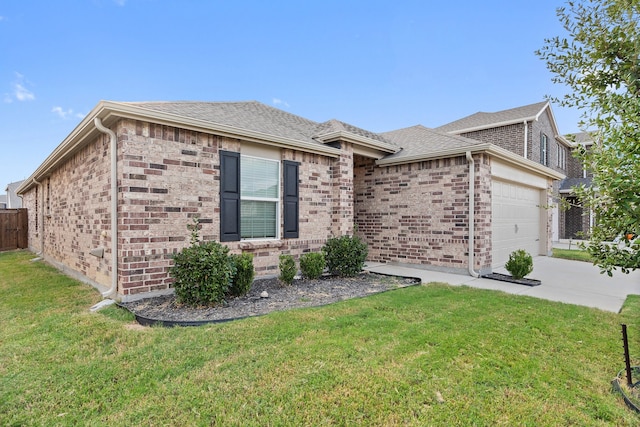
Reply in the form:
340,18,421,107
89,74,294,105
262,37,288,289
492,180,542,268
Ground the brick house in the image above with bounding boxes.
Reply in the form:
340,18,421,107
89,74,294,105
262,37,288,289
436,101,576,242
559,131,594,239
17,100,563,301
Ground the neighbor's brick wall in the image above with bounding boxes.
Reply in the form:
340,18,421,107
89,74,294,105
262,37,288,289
462,123,525,157
354,153,492,273
461,111,570,176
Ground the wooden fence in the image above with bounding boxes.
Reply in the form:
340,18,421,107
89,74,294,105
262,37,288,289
0,209,28,252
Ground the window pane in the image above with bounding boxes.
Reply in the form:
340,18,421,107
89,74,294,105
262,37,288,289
241,200,277,239
241,157,279,198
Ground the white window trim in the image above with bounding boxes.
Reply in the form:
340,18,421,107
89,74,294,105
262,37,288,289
240,154,281,241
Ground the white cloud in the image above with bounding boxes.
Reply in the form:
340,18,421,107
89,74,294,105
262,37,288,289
52,106,85,120
272,98,290,108
8,73,35,102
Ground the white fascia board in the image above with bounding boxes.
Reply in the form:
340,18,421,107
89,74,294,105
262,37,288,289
375,143,492,166
487,145,566,180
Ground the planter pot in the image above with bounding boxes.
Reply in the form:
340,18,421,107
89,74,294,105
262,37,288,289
481,272,541,287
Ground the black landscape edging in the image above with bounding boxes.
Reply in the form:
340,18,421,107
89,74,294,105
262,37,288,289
481,272,541,287
116,275,422,328
612,367,640,414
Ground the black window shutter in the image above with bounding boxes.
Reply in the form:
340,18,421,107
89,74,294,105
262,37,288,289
283,160,299,239
220,150,240,242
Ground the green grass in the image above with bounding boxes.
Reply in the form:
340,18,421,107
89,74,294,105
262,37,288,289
553,247,594,263
2,249,640,425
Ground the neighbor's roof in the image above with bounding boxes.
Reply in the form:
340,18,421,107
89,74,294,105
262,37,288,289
436,101,550,134
5,180,24,208
377,124,565,180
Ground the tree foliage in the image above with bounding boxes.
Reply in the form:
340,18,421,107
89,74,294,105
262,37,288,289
537,0,640,275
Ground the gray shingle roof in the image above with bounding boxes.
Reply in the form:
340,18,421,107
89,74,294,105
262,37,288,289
565,131,595,145
5,180,24,208
560,177,593,192
436,101,549,133
380,125,485,161
121,101,394,149
313,119,392,145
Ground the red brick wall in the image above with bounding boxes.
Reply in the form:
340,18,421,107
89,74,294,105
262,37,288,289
22,133,114,288
354,153,492,273
117,119,339,298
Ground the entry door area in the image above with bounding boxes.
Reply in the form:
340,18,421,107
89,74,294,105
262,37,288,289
491,180,543,267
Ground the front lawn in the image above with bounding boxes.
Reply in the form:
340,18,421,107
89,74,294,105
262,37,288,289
1,250,639,425
553,247,594,263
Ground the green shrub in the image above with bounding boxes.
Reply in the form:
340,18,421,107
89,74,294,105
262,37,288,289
505,249,533,280
323,235,368,277
279,254,297,285
229,253,255,297
300,252,325,280
171,241,235,306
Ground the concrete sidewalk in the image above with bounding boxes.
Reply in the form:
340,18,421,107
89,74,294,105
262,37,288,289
365,256,640,313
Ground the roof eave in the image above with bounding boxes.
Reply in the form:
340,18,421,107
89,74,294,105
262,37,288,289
17,101,343,194
375,143,492,166
376,143,565,181
446,102,551,135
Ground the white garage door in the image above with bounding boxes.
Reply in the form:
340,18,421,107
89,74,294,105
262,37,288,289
492,180,543,268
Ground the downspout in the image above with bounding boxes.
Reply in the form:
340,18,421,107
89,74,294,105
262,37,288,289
32,178,44,255
523,120,528,160
94,118,118,299
466,152,480,278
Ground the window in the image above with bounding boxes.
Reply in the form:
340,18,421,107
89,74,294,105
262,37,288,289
240,156,279,239
219,150,299,242
540,132,548,166
556,143,566,170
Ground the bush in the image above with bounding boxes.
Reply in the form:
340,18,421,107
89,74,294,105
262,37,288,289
323,235,368,277
505,249,533,280
171,241,235,306
228,253,255,297
300,252,325,280
279,254,297,285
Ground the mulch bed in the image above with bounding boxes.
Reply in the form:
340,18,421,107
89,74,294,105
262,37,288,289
120,273,420,325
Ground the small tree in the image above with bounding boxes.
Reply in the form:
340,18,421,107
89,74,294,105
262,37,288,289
536,0,640,275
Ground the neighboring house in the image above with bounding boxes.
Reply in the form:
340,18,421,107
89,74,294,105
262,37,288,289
435,101,574,242
559,131,594,239
0,195,6,209
5,180,24,209
17,100,563,301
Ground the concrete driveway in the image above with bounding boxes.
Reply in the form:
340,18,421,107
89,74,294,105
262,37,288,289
365,256,640,313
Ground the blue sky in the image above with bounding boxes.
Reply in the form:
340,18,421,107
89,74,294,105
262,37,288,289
0,0,580,192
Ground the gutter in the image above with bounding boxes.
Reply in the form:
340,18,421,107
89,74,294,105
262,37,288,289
466,152,480,278
523,120,528,160
32,178,44,254
94,118,118,300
